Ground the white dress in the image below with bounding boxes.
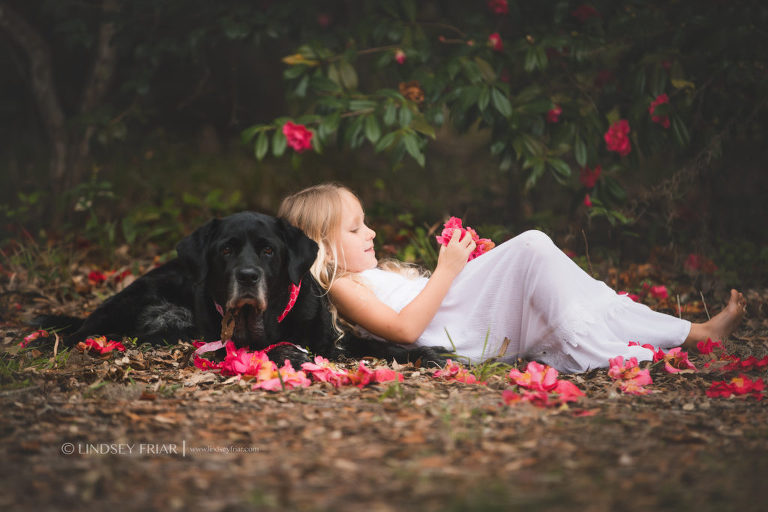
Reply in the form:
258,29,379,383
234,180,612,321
358,230,690,373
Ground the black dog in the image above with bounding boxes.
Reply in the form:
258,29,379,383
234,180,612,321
37,211,447,367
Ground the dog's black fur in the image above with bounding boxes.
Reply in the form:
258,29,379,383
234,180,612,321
36,211,447,367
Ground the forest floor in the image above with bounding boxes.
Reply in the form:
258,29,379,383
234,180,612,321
1,249,767,512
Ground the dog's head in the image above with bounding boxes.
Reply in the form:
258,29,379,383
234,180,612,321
176,211,318,347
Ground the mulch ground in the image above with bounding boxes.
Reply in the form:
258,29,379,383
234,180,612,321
1,260,767,511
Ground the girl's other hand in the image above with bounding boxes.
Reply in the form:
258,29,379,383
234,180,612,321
436,228,476,276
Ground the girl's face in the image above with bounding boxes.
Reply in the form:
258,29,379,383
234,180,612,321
334,190,377,272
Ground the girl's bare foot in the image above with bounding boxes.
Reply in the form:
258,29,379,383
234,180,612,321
683,289,746,349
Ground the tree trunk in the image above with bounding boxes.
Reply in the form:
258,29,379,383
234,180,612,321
0,0,120,205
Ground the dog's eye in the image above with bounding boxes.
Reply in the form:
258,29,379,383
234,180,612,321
221,245,232,256
263,246,273,256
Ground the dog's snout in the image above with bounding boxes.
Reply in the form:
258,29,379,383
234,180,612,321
235,268,262,285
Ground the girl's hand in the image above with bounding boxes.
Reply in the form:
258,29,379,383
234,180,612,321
436,228,476,276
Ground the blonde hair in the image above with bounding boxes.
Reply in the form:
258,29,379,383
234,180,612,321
278,183,427,335
277,183,350,291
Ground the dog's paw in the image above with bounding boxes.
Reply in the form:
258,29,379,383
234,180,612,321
266,344,312,368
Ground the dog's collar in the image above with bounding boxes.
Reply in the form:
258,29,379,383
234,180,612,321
214,280,301,323
277,280,301,323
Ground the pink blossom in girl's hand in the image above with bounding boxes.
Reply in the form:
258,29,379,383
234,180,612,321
433,359,480,384
282,122,314,153
660,347,696,374
435,217,495,261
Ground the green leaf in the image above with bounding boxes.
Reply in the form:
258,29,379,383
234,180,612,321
410,116,436,138
272,128,287,157
574,137,587,167
474,57,496,83
375,131,399,152
294,74,309,97
398,106,413,127
255,131,269,161
402,134,424,166
364,115,381,143
240,124,264,144
383,102,397,126
491,88,512,118
548,158,572,179
478,87,490,112
524,47,538,72
671,115,690,146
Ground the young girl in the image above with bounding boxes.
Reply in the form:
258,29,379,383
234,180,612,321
277,183,746,373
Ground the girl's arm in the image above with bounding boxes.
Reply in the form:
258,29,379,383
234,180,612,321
330,229,475,344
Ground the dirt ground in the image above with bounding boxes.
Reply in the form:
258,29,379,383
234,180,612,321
1,275,767,511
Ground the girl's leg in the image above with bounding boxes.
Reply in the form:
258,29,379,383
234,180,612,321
683,289,746,349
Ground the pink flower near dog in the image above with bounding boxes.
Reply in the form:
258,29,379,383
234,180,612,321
282,121,314,153
220,341,274,379
77,336,126,354
253,359,312,391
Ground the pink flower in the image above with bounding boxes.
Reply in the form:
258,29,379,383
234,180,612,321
193,356,222,371
553,380,585,403
649,285,668,300
583,194,592,207
684,254,718,274
282,122,314,153
433,359,480,384
301,355,350,387
488,33,503,52
220,341,274,379
394,49,406,65
696,338,723,355
649,94,671,128
77,336,126,354
487,0,508,15
88,270,106,285
253,359,312,391
604,119,631,156
579,165,602,188
346,361,403,388
506,361,584,407
620,378,653,395
618,292,641,302
661,347,696,374
571,5,600,22
435,216,495,261
546,105,563,123
608,356,653,392
20,329,49,348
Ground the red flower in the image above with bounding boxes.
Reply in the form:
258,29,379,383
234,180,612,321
583,194,592,208
487,0,508,15
649,285,668,300
579,165,602,188
707,375,764,400
571,5,600,22
394,49,406,65
20,329,49,348
488,33,503,52
696,338,723,355
77,336,126,354
88,270,106,285
649,94,671,128
282,122,314,153
604,120,631,156
546,104,563,123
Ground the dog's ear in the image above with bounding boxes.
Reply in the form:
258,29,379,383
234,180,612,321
277,218,319,285
176,218,221,282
